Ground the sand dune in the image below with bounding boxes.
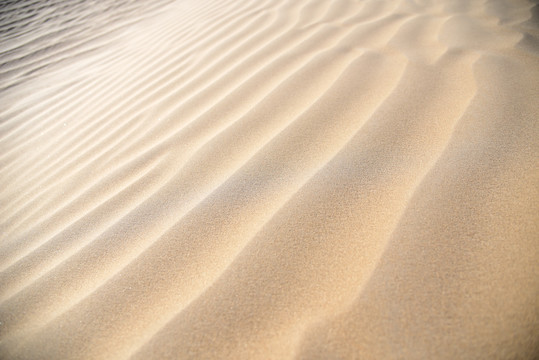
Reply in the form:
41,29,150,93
0,0,538,358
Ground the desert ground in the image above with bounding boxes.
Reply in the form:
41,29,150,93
0,0,538,358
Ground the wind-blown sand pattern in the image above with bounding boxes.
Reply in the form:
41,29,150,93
0,0,538,358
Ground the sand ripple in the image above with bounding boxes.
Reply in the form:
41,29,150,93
0,0,538,358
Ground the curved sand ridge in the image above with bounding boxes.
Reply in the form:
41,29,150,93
0,0,538,358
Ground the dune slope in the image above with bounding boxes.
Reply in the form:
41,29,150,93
0,0,538,359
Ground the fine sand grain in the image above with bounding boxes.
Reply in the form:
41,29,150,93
0,0,538,359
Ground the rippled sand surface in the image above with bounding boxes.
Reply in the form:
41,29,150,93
0,0,538,358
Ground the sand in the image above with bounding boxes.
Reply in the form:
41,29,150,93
0,0,538,358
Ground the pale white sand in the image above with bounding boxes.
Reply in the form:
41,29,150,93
0,0,538,358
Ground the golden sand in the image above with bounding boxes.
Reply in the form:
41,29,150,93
0,0,538,358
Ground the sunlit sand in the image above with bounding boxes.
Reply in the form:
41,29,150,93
0,0,538,358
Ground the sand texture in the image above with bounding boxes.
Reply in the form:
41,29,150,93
1,0,538,358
